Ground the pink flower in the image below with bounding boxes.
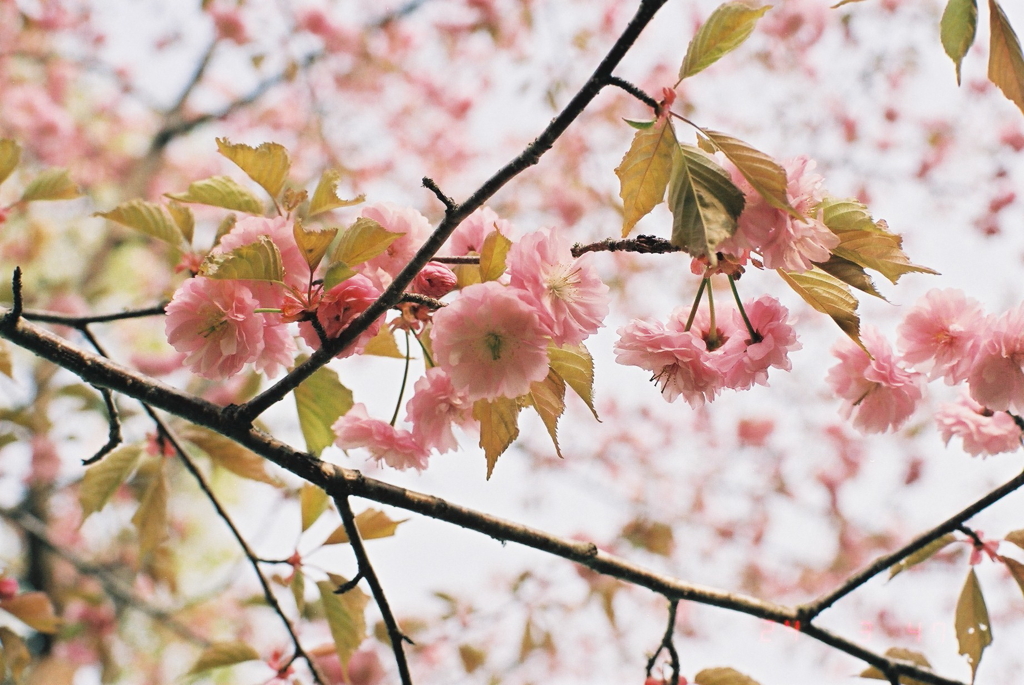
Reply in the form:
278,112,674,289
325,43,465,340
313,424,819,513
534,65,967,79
737,418,775,447
359,204,432,283
445,206,514,256
614,318,723,407
898,289,987,384
431,281,550,400
209,7,249,44
714,296,801,389
299,275,382,358
165,278,264,379
405,368,475,453
0,577,18,601
936,392,1023,457
722,157,839,272
411,262,458,298
218,216,308,290
826,328,923,434
968,303,1024,414
331,404,429,471
508,228,609,346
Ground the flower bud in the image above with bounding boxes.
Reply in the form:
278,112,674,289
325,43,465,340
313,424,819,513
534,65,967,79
412,261,457,298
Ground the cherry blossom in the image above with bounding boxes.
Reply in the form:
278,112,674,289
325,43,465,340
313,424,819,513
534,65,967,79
431,281,550,401
165,277,263,380
935,392,1023,457
508,228,610,346
411,261,458,299
968,302,1024,414
715,296,801,390
444,206,514,256
826,328,923,434
299,275,382,358
332,404,429,471
359,204,433,284
897,288,987,384
404,368,476,453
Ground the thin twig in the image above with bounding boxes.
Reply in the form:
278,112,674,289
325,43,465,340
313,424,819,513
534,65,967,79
81,384,122,465
645,599,680,685
20,303,168,326
333,494,413,685
570,235,681,258
422,177,456,212
429,256,480,264
605,75,659,112
398,292,445,309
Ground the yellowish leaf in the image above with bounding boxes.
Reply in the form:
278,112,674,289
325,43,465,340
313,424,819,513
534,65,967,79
293,220,338,272
0,627,30,682
548,343,598,420
20,168,82,202
860,647,933,683
459,644,486,673
317,577,369,671
473,397,521,479
955,568,992,681
478,228,512,281
999,554,1024,598
699,129,799,219
26,656,78,685
79,444,143,519
301,483,329,532
294,363,354,457
527,369,566,458
131,461,169,558
186,642,261,676
0,339,12,378
323,261,358,291
95,200,184,247
0,592,61,634
323,508,408,545
679,3,773,80
362,328,405,358
166,175,264,214
200,235,285,282
1004,529,1024,550
332,217,402,267
668,144,745,265
216,138,291,199
0,139,21,187
941,0,979,85
621,518,675,556
182,426,282,486
778,267,862,347
694,666,763,685
819,197,880,233
309,169,364,217
166,200,195,245
615,115,679,236
988,0,1024,115
815,255,886,300
831,226,937,284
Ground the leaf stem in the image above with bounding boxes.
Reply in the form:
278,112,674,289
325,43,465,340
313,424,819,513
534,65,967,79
728,275,761,343
390,330,412,426
684,278,708,332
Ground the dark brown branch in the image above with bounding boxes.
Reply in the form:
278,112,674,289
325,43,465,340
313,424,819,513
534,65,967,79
606,75,660,112
81,384,122,465
571,235,681,258
429,256,480,265
20,303,168,326
333,494,413,685
399,292,445,309
422,177,456,213
236,0,675,423
645,599,680,685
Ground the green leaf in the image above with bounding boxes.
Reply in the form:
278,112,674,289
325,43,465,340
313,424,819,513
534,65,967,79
478,228,512,281
167,200,195,245
679,2,773,80
955,568,992,682
778,267,862,347
332,217,402,267
293,220,338,272
0,592,62,634
79,444,143,519
0,339,11,379
317,577,369,672
323,261,358,291
624,118,656,130
819,197,884,234
860,647,933,683
216,138,291,199
815,255,886,299
988,0,1024,115
473,397,521,480
166,175,264,214
615,115,679,236
526,369,566,458
20,168,82,202
291,567,306,615
200,235,285,282
888,534,957,579
309,169,364,217
182,426,283,486
294,364,354,457
941,0,979,85
323,508,408,544
0,139,21,187
186,642,261,676
131,461,169,557
668,144,745,265
831,228,938,284
300,483,329,531
699,129,800,219
694,666,763,685
548,343,598,420
95,200,185,247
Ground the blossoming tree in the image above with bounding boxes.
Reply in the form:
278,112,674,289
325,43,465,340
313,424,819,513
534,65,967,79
2,1,1024,684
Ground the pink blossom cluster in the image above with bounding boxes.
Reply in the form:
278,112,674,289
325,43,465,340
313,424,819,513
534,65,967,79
614,295,800,408
825,288,1024,456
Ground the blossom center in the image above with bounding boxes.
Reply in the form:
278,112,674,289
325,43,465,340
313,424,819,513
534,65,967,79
484,332,505,361
544,264,580,302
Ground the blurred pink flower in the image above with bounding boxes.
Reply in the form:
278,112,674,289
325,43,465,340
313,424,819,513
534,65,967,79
296,8,358,53
332,403,429,471
968,303,1024,414
209,6,249,44
715,296,801,389
508,228,609,346
405,368,475,453
299,275,382,358
898,288,987,384
445,206,514,256
431,281,550,400
936,392,1023,457
826,328,923,434
360,203,432,283
314,646,385,685
615,318,722,407
165,278,263,379
737,418,775,447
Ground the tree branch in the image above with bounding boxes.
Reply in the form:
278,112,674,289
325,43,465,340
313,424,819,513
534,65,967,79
645,599,680,685
20,303,168,326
